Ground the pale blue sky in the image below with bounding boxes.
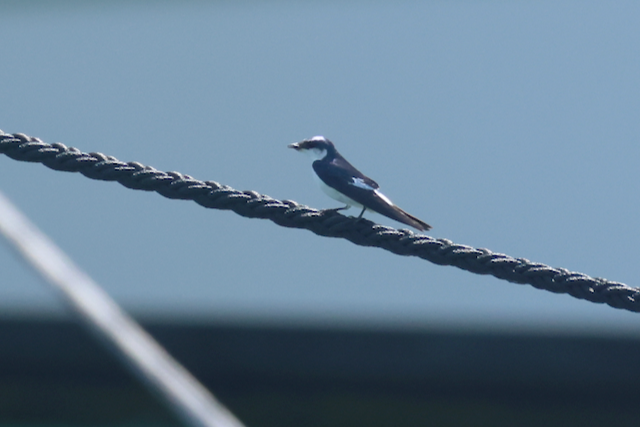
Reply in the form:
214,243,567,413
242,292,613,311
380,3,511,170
1,1,638,334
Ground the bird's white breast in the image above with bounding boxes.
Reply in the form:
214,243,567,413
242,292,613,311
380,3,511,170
313,174,396,211
313,172,364,209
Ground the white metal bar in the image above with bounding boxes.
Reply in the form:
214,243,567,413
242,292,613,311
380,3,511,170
0,190,246,427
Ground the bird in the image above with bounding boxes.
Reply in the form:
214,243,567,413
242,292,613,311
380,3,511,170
288,136,431,231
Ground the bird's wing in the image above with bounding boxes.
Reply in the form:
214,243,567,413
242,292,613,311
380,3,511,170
313,158,431,231
332,157,379,188
313,158,379,202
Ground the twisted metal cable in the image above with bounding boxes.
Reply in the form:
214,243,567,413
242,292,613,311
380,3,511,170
1,131,638,313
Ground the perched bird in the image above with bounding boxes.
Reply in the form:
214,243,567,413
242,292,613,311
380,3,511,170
288,136,431,231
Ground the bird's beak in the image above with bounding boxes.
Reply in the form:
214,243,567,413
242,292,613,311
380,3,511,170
288,142,301,150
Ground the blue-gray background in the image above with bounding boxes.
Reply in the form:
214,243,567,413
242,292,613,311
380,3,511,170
1,1,638,335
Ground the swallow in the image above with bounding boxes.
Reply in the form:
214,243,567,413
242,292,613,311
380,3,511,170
288,136,431,231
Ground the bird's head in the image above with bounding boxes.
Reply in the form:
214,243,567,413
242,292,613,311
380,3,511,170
288,136,335,161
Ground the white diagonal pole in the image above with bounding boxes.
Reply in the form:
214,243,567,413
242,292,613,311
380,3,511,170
0,190,245,427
